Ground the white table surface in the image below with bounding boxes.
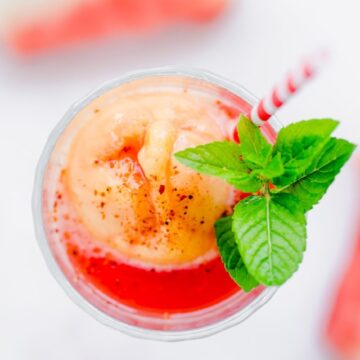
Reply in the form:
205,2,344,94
1,0,360,359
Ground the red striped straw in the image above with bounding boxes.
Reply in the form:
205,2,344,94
248,51,328,127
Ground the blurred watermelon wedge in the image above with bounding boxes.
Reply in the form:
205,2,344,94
326,159,360,359
2,0,228,54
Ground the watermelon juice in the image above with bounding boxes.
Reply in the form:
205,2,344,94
33,68,278,339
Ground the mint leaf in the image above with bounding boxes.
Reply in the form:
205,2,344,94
238,115,272,167
215,216,259,292
286,138,356,212
226,174,263,193
273,119,339,187
232,193,307,286
253,153,284,179
174,141,262,192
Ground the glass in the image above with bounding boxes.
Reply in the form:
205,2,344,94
32,67,280,341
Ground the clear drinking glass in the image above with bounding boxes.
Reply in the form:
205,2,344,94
32,67,280,341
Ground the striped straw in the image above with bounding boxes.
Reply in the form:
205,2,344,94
249,51,327,126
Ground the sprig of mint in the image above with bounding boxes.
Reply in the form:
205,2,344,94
175,115,356,291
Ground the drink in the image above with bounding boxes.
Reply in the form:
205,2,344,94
33,68,279,340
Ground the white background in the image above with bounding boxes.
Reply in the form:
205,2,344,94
1,0,360,359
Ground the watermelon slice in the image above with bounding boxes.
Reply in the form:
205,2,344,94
2,0,228,54
326,160,360,359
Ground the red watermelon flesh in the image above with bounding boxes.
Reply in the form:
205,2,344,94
5,0,228,54
326,162,360,359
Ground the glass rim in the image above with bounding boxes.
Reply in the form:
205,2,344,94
32,66,280,342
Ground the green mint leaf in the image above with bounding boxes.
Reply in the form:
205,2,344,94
237,115,272,167
215,216,259,292
273,119,339,187
253,153,284,179
226,175,263,193
232,193,307,286
174,141,262,192
286,138,356,212
174,141,244,176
